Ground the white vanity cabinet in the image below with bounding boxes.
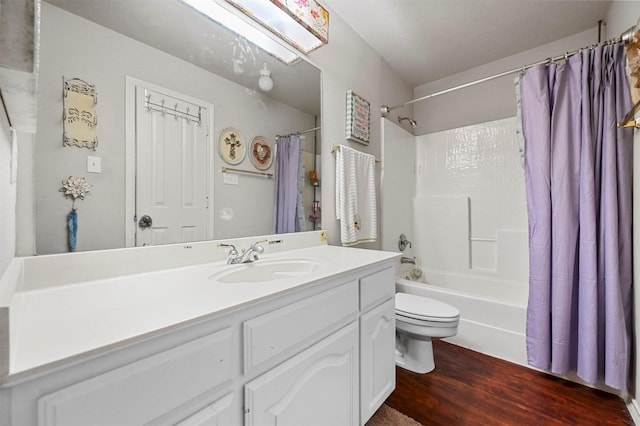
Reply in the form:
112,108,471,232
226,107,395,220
1,259,396,426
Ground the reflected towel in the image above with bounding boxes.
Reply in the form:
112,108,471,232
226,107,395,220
335,145,377,246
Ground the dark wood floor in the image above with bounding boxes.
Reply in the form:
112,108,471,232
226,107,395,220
386,340,634,425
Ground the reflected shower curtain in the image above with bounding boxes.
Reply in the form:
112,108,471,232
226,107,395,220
521,43,633,391
275,135,307,233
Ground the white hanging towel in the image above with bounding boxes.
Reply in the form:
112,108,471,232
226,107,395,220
335,144,377,246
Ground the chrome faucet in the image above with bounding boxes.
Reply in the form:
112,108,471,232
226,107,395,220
400,256,416,265
218,240,267,264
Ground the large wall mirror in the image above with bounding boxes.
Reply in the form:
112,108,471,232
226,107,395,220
33,0,322,254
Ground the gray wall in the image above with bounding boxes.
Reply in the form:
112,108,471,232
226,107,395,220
34,3,315,254
311,7,413,249
413,28,599,135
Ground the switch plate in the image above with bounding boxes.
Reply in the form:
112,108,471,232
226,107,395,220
87,156,102,173
223,173,238,185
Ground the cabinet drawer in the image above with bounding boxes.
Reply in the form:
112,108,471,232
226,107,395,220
244,280,358,374
38,328,234,426
360,266,394,312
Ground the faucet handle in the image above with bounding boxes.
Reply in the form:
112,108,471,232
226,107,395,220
218,243,238,255
250,239,268,251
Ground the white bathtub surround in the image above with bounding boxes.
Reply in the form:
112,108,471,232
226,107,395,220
414,117,528,282
0,230,400,425
380,116,529,367
387,117,530,366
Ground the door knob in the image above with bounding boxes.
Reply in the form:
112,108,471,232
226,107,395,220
138,215,153,228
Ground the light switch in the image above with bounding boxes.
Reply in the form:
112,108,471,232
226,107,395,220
87,156,102,173
223,173,238,185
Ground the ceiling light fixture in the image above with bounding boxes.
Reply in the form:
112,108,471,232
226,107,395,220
225,0,329,54
182,0,300,64
258,63,274,91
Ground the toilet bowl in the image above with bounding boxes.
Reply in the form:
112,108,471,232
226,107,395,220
395,292,460,373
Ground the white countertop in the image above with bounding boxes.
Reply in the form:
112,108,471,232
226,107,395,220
8,244,398,379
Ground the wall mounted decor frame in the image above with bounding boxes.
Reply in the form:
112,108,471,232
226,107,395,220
218,127,246,165
63,77,98,150
249,136,273,170
346,90,370,145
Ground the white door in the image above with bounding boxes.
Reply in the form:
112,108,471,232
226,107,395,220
133,84,211,246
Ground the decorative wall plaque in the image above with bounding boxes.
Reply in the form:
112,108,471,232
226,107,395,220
249,136,273,170
218,127,246,165
63,78,98,150
346,90,370,145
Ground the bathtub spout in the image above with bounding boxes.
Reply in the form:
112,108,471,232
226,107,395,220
401,256,416,265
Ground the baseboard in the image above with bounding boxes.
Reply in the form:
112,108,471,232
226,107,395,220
627,398,640,425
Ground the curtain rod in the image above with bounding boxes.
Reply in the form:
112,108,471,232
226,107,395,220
276,126,321,139
380,22,638,117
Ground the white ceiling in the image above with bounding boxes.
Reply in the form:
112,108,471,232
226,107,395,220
323,0,613,87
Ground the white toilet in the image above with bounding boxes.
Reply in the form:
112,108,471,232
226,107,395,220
395,292,460,373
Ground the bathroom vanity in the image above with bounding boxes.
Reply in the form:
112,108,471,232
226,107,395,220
0,231,398,425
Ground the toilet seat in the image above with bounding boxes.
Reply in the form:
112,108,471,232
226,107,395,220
395,293,460,324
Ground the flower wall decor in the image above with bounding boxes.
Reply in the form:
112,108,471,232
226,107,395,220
60,176,91,204
59,176,92,252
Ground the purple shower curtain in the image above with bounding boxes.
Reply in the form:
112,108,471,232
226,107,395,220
521,43,633,391
275,135,305,233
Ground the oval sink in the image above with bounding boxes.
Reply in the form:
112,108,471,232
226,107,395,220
209,258,325,283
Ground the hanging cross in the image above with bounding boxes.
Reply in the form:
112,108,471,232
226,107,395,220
225,132,242,160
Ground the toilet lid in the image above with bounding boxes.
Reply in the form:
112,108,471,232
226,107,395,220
395,293,460,321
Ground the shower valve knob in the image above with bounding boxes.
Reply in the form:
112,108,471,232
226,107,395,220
398,233,412,251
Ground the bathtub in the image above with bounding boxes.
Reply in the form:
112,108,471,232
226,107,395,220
396,276,528,366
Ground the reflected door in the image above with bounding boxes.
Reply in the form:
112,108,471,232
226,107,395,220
134,84,211,246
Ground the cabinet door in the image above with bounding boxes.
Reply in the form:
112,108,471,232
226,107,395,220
360,298,395,424
244,322,359,426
